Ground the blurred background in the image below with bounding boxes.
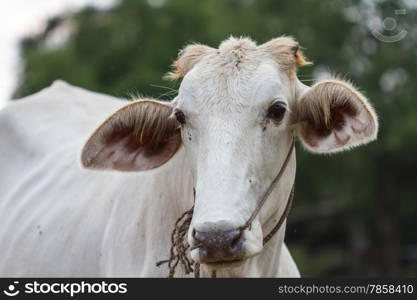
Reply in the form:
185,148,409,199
1,0,416,277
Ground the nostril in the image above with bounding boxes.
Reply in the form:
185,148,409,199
192,229,203,245
230,231,242,250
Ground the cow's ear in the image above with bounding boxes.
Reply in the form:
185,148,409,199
81,99,181,171
294,80,378,153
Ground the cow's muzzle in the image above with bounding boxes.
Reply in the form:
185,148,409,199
191,221,245,263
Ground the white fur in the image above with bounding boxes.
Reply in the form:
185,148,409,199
0,81,299,277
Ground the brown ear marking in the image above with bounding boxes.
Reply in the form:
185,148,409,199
294,47,311,67
295,80,378,153
81,99,182,171
300,100,358,144
260,36,312,69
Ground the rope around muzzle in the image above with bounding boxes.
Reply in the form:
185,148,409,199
156,137,296,277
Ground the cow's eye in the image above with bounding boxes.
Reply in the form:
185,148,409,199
175,109,186,125
267,102,286,121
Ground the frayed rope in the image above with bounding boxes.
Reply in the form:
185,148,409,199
156,206,200,277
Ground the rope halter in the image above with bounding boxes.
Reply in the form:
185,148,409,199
157,136,296,277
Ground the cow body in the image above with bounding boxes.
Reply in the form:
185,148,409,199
0,81,299,277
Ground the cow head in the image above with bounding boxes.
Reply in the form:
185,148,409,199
81,37,378,270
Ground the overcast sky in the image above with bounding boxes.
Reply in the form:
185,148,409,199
0,0,115,109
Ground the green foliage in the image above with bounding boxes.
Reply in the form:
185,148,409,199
13,0,417,276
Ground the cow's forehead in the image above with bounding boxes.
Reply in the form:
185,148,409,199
180,64,282,101
177,60,289,114
175,38,297,114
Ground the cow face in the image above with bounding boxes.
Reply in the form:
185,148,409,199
81,37,378,268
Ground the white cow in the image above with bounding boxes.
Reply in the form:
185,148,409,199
0,37,378,277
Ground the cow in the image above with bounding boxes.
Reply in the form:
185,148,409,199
0,36,378,277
